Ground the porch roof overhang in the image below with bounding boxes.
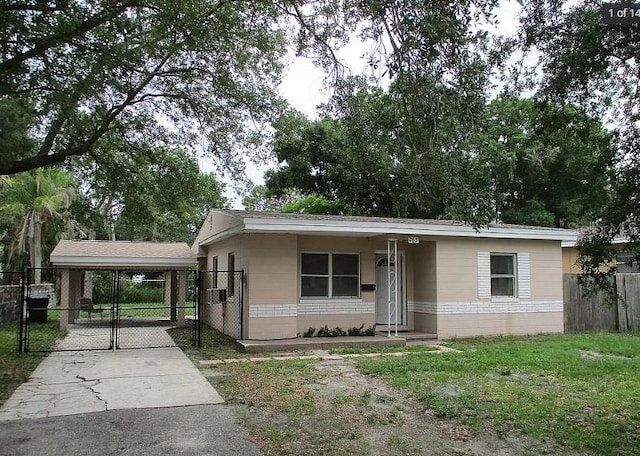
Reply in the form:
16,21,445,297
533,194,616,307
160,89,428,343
197,210,578,247
51,240,197,269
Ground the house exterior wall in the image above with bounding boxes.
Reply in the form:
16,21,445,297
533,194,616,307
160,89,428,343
246,233,298,339
240,234,442,338
201,235,248,338
410,241,437,334
197,220,566,341
562,246,581,273
296,236,377,336
432,238,564,338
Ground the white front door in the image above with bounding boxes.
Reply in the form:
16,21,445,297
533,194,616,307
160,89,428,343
375,253,405,325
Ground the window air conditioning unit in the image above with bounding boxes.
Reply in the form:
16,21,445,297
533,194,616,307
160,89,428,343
208,288,227,304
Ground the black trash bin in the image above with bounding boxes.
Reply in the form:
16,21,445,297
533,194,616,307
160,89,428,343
27,297,49,323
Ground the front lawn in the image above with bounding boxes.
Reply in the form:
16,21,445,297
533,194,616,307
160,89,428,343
357,333,640,455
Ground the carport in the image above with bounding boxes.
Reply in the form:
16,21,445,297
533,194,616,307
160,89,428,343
14,240,202,352
50,240,197,330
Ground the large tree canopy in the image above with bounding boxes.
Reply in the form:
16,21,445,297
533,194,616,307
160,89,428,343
71,145,225,243
1,0,503,178
466,97,614,228
0,0,294,175
266,94,613,225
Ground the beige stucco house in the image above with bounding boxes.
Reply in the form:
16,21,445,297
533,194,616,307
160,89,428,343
193,210,576,340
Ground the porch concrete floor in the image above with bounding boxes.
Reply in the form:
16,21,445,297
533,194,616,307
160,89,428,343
237,331,437,353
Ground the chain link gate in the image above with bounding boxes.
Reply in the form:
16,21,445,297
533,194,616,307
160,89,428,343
19,268,200,352
113,270,199,349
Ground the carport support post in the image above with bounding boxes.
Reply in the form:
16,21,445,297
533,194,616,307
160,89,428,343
163,271,172,318
176,270,186,327
59,269,81,330
59,269,70,330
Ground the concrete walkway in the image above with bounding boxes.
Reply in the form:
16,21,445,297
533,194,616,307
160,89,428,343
0,347,224,421
199,344,461,366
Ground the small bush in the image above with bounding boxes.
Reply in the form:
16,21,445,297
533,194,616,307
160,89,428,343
302,324,376,338
363,326,376,336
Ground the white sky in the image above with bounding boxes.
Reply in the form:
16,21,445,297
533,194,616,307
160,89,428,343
205,1,523,208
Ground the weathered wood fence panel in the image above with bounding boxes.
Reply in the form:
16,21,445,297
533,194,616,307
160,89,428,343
617,274,640,332
563,274,618,332
564,273,640,332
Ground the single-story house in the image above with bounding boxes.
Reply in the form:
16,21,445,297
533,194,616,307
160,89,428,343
192,210,576,340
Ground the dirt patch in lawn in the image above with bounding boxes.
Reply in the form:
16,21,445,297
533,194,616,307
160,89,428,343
578,349,633,361
214,355,583,456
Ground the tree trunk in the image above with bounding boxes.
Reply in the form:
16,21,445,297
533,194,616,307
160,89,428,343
31,212,43,284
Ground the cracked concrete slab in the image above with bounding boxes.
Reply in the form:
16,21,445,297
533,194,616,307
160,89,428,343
0,346,224,422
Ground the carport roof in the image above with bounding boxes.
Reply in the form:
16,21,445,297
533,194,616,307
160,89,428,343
50,240,197,269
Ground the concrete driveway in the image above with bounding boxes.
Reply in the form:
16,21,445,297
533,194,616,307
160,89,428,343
0,335,263,455
0,347,224,421
0,405,263,456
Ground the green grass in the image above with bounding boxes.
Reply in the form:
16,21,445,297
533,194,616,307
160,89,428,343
168,324,245,360
117,301,194,318
356,332,640,455
0,322,65,406
37,301,196,320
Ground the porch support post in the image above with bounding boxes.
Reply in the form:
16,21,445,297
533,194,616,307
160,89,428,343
176,270,186,328
387,239,398,337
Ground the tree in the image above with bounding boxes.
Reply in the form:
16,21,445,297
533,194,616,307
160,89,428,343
324,1,502,223
465,97,614,227
281,195,352,215
267,78,496,221
71,146,225,243
0,169,76,281
242,185,301,212
0,0,298,176
266,103,400,217
1,0,505,181
515,1,640,294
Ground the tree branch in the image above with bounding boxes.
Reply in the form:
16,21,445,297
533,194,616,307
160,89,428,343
0,0,146,74
1,53,173,175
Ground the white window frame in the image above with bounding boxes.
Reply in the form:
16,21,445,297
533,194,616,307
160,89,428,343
300,252,360,299
490,253,517,298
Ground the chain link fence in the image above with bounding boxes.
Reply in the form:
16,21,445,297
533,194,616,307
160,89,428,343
0,271,24,353
22,268,68,352
5,268,200,352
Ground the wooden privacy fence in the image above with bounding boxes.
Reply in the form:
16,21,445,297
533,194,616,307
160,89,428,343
564,273,640,332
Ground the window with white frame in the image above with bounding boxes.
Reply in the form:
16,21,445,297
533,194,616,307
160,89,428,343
490,253,517,297
300,253,360,298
